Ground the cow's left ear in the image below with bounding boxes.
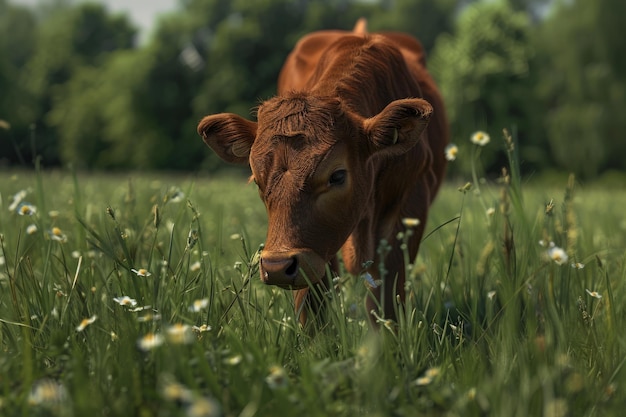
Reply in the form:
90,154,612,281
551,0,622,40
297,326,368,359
364,98,432,157
197,113,257,165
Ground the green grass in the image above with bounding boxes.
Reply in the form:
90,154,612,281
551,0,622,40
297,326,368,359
1,145,626,416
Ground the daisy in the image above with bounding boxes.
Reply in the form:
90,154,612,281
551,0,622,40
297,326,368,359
113,296,138,307
571,262,585,269
28,379,69,407
585,289,602,299
137,332,165,351
49,227,67,243
444,144,458,161
8,189,27,212
486,207,496,216
76,315,97,332
17,203,37,216
190,261,202,272
265,365,289,390
470,131,490,146
166,323,194,345
186,397,221,417
26,224,38,235
547,246,568,265
131,268,152,277
189,298,209,313
192,324,212,333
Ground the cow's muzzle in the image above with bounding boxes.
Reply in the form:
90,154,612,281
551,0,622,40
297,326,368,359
260,250,327,289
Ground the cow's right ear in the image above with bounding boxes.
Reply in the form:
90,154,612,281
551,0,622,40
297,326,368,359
197,113,257,165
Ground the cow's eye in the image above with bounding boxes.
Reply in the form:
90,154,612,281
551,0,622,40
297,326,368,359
328,169,347,186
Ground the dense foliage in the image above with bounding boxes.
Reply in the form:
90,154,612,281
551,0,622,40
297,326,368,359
0,0,625,179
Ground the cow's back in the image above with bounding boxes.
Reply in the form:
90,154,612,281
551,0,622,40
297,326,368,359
277,29,447,194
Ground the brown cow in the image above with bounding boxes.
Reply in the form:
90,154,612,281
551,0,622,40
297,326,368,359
198,19,448,326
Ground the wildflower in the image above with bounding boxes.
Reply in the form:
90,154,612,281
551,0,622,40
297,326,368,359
189,298,209,313
571,262,585,269
486,207,496,216
414,367,440,386
136,312,162,322
166,323,194,345
17,203,37,216
402,217,420,228
547,246,568,265
48,227,67,243
444,143,458,161
26,224,38,235
160,377,193,403
131,268,152,277
186,396,221,417
48,210,60,219
113,296,138,307
190,261,202,272
137,332,165,351
487,290,497,300
585,289,602,299
265,365,289,389
8,189,27,211
71,250,81,259
28,379,69,408
470,131,490,146
224,355,242,365
192,324,212,333
76,315,97,332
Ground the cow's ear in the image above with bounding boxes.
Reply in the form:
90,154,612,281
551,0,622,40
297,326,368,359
364,98,432,157
197,113,257,165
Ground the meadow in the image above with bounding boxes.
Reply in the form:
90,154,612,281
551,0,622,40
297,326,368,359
1,139,626,416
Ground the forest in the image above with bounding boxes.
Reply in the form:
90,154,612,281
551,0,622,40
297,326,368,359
1,0,625,180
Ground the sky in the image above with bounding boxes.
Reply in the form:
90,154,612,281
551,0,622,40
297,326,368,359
15,0,179,42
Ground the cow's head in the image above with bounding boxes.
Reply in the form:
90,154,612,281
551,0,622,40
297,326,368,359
198,93,432,289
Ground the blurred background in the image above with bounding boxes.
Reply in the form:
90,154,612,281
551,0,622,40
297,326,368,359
1,0,624,181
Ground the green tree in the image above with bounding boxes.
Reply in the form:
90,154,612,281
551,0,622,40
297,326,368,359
23,2,136,165
536,0,626,178
429,1,536,174
0,0,37,165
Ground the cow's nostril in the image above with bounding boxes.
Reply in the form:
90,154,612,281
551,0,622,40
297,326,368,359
285,256,298,278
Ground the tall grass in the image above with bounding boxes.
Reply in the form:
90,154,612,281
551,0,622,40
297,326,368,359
1,134,625,416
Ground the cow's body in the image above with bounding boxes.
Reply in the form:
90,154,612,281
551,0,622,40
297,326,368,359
198,20,448,325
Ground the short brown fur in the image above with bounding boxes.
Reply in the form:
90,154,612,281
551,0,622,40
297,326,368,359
198,20,448,327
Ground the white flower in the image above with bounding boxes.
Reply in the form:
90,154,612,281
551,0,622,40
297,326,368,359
113,296,138,307
137,332,165,351
76,315,97,332
486,207,496,216
189,298,209,313
26,224,38,235
265,365,289,389
48,227,67,243
444,144,459,161
28,379,69,407
131,268,152,277
8,190,27,212
585,289,602,299
470,131,490,146
166,323,195,345
571,262,585,269
547,246,568,265
17,203,37,216
190,261,202,272
192,324,212,333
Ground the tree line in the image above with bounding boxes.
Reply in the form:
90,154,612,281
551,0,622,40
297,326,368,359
1,0,624,179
